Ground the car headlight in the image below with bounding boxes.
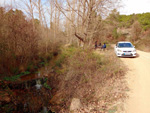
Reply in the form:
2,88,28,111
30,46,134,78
117,49,122,52
133,49,136,52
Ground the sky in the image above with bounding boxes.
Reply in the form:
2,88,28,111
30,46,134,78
0,0,150,15
119,0,150,15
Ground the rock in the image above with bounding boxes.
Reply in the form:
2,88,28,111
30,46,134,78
70,98,82,111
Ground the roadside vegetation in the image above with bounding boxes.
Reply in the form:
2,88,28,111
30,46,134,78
0,7,62,113
49,46,127,112
135,30,150,52
0,7,63,79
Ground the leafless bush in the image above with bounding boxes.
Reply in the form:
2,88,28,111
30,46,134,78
131,21,142,42
0,8,40,76
49,47,126,112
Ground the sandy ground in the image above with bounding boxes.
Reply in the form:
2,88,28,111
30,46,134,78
121,50,150,113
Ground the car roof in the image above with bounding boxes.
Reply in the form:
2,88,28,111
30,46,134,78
117,41,131,43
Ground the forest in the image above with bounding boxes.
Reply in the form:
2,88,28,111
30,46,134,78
0,0,150,112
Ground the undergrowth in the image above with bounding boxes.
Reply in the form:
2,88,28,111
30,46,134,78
3,71,31,81
50,46,126,112
135,36,150,52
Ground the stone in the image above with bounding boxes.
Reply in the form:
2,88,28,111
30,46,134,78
70,98,82,111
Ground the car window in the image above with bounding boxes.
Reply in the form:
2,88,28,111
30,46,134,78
118,43,133,48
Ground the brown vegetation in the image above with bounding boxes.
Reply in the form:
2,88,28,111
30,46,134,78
0,7,64,77
131,21,142,42
135,31,150,52
49,47,127,112
0,8,39,76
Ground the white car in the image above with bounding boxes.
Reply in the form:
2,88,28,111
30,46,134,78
114,41,136,57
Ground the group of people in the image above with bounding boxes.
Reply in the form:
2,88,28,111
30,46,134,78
95,41,106,50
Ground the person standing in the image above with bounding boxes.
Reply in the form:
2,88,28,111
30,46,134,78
95,41,98,49
98,42,101,47
102,43,106,51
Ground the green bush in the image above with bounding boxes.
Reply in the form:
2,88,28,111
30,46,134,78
54,47,79,68
112,28,118,39
43,82,52,90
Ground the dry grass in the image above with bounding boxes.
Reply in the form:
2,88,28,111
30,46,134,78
135,36,150,52
49,47,128,112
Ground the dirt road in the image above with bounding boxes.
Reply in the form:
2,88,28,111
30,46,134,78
121,50,150,113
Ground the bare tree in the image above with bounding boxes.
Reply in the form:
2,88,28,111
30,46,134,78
47,0,55,29
21,0,35,28
33,0,44,25
56,0,121,47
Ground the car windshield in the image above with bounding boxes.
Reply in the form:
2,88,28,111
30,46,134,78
118,43,133,48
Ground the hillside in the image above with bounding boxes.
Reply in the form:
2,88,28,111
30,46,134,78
105,11,150,52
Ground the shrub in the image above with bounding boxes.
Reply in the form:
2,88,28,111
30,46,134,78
135,36,150,52
50,46,126,112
